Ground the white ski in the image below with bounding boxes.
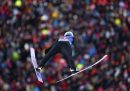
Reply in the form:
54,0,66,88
30,47,43,83
56,55,108,83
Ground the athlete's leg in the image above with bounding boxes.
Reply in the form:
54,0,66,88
38,42,60,68
61,42,76,71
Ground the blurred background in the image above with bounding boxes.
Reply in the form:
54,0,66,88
0,0,130,91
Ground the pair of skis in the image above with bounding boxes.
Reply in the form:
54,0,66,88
30,47,108,84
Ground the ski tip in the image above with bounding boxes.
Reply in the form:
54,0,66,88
56,81,59,84
30,47,34,50
103,54,109,61
105,54,108,57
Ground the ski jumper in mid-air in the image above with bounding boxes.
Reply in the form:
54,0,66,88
36,31,78,73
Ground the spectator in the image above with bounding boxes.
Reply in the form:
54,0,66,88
0,0,130,90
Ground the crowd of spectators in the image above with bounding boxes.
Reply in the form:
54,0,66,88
0,0,130,91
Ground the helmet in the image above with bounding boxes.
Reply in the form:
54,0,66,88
64,31,74,37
